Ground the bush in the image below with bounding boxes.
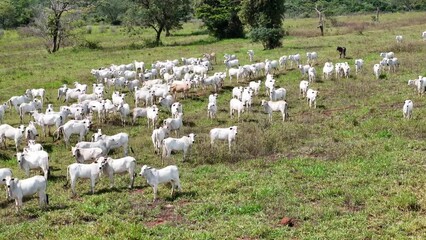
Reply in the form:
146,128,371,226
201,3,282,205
0,29,4,39
99,25,106,33
79,39,102,49
86,26,92,34
249,27,284,50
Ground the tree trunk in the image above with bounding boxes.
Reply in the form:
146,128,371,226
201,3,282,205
51,16,61,53
165,28,171,37
376,7,380,22
315,7,325,37
154,25,164,46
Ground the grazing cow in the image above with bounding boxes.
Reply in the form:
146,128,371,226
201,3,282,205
337,46,346,58
71,147,104,163
0,124,25,151
403,100,413,119
162,133,196,164
261,99,288,122
17,151,49,179
139,165,182,201
0,102,8,123
66,160,105,195
3,175,48,211
99,156,136,188
210,126,238,151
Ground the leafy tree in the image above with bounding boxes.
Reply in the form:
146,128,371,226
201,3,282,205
240,0,285,49
0,0,16,28
195,0,244,39
126,0,192,46
95,0,129,25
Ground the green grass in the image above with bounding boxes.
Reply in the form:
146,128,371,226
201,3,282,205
0,12,426,239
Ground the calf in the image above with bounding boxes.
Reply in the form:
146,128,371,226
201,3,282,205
99,156,136,188
17,151,49,179
72,147,104,163
162,133,196,164
337,46,346,58
373,64,381,80
403,100,413,119
3,175,48,211
66,160,104,195
139,165,181,201
210,126,238,151
299,80,309,98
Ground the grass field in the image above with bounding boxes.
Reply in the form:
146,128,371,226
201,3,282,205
0,12,425,239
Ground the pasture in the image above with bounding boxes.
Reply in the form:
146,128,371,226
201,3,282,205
0,12,426,239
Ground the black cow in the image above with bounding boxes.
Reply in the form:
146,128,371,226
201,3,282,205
337,46,346,58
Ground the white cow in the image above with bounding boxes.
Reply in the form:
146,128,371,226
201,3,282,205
8,94,32,113
99,156,136,188
139,165,182,201
57,84,68,101
247,50,254,62
3,175,48,211
163,113,183,136
210,126,238,151
94,132,130,156
403,100,413,119
171,102,183,118
25,140,43,152
25,88,46,106
55,119,92,147
322,62,334,80
249,80,261,95
261,99,288,122
299,80,309,98
354,59,364,75
0,102,8,124
66,161,105,195
24,121,38,142
308,67,317,82
395,35,403,44
306,52,318,65
19,99,42,123
151,125,170,154
147,105,159,128
423,31,426,41
270,87,286,101
207,102,217,119
0,168,12,199
162,133,196,164
288,54,301,68
71,147,104,163
373,64,381,80
306,89,319,109
0,124,25,151
17,151,49,179
229,98,245,122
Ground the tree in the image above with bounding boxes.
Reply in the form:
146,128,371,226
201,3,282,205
0,0,16,28
32,0,86,53
126,0,192,46
240,0,285,49
315,5,325,36
195,0,244,39
95,0,129,25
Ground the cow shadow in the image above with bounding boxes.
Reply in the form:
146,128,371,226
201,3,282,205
164,190,198,202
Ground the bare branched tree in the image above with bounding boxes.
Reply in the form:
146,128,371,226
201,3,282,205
315,5,325,36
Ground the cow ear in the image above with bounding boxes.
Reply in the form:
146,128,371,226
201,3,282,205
94,161,98,163
2,179,5,182
229,127,233,130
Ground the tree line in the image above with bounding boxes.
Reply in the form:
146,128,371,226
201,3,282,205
1,0,424,52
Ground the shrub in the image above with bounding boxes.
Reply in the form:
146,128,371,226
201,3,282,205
79,39,102,49
86,25,92,34
0,29,4,38
249,27,284,49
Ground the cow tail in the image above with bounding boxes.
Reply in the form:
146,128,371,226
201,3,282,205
130,146,134,154
46,194,49,205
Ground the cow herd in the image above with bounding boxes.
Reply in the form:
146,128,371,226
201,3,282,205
1,31,425,212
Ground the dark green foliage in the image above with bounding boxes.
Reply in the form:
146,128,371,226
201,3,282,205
95,0,130,25
195,0,245,39
125,0,192,46
240,0,285,49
